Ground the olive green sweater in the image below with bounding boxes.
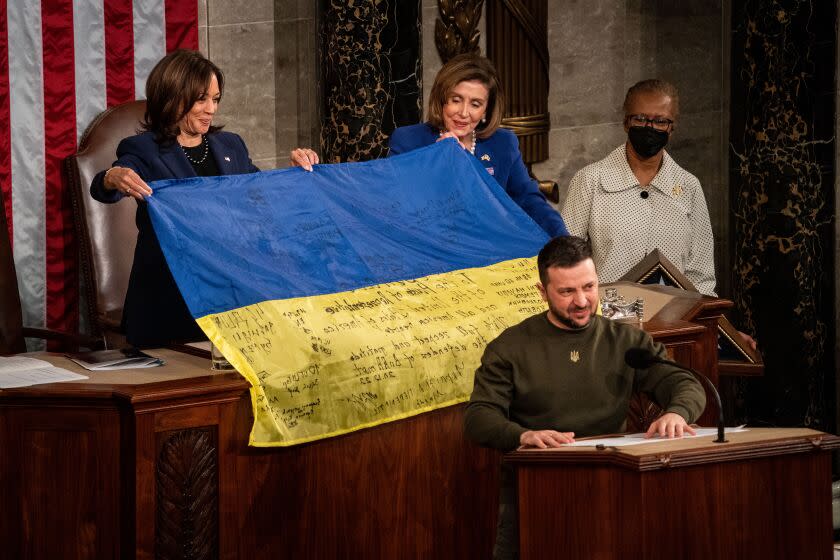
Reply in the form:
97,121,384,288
464,313,706,452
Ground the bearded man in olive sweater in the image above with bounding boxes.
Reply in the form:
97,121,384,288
465,236,706,560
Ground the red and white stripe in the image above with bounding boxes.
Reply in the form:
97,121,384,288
0,0,196,342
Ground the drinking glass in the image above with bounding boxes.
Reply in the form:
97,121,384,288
210,342,235,371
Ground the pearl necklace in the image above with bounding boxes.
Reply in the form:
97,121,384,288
440,129,477,155
182,135,209,164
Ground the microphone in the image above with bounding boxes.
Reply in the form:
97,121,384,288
640,190,649,199
624,347,727,443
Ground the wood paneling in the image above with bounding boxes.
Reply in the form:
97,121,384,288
511,429,839,559
226,400,499,559
0,367,499,559
1,405,121,560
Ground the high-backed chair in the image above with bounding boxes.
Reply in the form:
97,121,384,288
0,190,25,354
66,100,146,347
0,188,96,354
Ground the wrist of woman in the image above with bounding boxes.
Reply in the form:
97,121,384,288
103,166,122,190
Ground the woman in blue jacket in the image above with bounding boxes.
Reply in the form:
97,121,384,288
91,50,318,347
389,54,567,238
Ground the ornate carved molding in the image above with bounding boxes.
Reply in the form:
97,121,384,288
498,0,548,78
486,0,549,166
500,113,550,137
155,429,218,560
434,0,484,62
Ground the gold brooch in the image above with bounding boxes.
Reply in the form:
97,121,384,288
570,350,580,363
672,184,683,196
481,154,491,161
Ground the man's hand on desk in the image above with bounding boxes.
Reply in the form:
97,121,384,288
644,412,695,439
519,430,575,448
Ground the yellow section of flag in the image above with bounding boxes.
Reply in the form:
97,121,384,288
197,257,546,446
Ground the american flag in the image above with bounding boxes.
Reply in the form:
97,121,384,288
0,0,197,340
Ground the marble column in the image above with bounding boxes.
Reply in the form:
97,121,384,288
320,0,422,163
730,0,836,430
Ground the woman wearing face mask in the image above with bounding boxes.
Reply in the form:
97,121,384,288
389,54,568,238
90,49,319,347
561,79,716,297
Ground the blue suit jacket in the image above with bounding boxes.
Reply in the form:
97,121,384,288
90,131,258,347
389,123,568,237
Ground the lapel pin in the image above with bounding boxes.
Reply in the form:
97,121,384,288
481,154,490,161
672,184,682,196
224,156,231,162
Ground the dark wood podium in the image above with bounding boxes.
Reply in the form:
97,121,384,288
0,350,501,560
506,428,840,559
0,287,765,559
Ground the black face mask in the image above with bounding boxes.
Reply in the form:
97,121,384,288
628,126,669,158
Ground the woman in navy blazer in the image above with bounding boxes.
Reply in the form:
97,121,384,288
389,54,567,238
91,50,318,347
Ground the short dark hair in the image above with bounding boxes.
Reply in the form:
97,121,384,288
623,78,680,119
142,49,224,144
537,236,593,286
426,54,504,139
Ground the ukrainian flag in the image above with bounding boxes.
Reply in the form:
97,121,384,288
147,140,549,446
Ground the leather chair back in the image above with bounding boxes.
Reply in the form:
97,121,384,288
0,188,25,354
67,100,145,340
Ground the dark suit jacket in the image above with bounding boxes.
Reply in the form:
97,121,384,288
90,131,258,347
389,123,568,237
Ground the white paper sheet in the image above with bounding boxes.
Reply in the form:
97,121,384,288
565,426,749,448
0,356,88,388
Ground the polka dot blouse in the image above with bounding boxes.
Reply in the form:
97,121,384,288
561,145,717,296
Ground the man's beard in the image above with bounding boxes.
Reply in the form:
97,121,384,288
548,301,593,330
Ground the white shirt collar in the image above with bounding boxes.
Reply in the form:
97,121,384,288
600,144,678,196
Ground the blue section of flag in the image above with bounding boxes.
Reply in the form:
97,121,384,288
146,140,550,318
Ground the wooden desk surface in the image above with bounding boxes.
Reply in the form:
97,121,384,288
506,427,840,471
0,349,248,401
